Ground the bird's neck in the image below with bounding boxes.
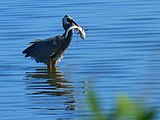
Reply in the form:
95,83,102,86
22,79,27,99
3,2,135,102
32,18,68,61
60,29,73,51
65,29,73,40
64,29,73,48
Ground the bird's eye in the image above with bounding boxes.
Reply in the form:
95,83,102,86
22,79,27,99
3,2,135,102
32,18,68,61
65,15,72,19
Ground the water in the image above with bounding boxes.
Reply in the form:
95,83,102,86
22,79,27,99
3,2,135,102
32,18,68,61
0,0,160,120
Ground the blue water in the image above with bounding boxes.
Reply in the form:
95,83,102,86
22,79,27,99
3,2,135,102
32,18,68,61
0,0,160,120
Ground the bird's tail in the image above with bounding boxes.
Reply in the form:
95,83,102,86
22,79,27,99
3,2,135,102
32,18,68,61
22,40,41,57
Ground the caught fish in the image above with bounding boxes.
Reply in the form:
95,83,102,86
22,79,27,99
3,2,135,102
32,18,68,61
77,26,86,40
65,25,86,40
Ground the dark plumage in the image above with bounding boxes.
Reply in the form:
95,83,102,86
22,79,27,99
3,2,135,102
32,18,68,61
22,15,80,72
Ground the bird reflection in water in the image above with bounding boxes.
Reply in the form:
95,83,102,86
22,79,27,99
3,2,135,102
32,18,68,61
25,66,77,113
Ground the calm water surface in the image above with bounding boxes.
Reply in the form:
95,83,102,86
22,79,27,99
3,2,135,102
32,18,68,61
0,0,160,120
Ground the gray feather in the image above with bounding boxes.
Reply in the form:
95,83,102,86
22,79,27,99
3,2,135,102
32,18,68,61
22,35,61,64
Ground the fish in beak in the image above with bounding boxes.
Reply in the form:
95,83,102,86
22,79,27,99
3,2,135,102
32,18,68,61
65,25,86,40
65,15,86,40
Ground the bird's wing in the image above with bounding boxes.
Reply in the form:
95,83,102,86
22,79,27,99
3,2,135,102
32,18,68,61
22,35,61,64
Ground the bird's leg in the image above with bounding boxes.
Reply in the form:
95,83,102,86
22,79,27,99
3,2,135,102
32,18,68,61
47,58,57,73
51,60,57,72
47,60,49,73
47,58,52,73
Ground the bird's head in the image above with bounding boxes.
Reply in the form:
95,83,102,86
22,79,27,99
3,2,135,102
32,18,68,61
62,15,79,30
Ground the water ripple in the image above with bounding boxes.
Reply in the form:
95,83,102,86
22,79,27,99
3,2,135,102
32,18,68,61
0,0,160,120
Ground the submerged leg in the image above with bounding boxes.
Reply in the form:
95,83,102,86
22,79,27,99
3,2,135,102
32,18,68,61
47,58,57,73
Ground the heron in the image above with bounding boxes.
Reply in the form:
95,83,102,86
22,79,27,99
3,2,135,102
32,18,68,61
22,15,86,72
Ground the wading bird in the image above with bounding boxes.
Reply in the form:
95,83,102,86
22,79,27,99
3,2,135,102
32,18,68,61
22,15,86,72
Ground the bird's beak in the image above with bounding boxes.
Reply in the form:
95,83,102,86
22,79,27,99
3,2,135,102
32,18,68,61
68,19,79,27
